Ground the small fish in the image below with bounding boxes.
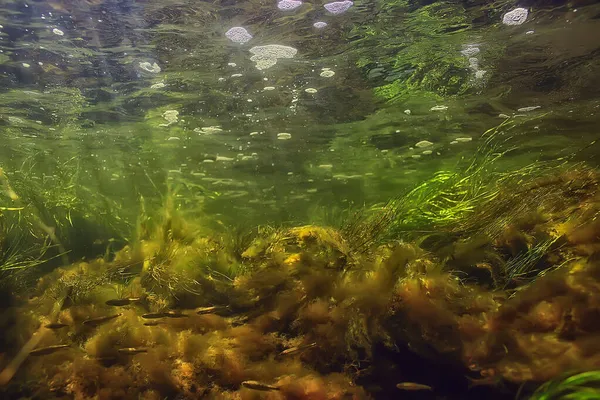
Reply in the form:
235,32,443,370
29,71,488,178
117,347,148,355
82,313,122,327
396,382,433,391
105,298,141,307
196,305,229,315
241,380,280,391
142,311,188,319
142,312,169,319
279,342,317,356
466,375,501,388
143,321,164,326
164,311,188,318
30,344,70,356
44,323,69,329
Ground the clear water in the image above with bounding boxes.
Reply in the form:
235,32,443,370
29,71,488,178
1,0,598,229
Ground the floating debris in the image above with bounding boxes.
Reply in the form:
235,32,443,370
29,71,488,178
22,63,30,68
105,298,141,307
396,382,433,391
305,88,318,93
44,323,68,330
139,61,161,74
278,0,302,11
263,86,276,91
503,8,528,26
318,164,333,170
150,82,165,89
52,28,64,36
30,345,70,356
320,69,335,78
430,105,448,111
242,381,281,391
517,106,541,112
324,0,353,15
249,45,298,70
422,150,432,155
231,73,243,78
117,347,148,355
225,27,253,44
415,140,433,148
277,132,292,140
404,109,411,115
167,136,180,141
82,314,122,327
313,21,328,29
279,342,317,356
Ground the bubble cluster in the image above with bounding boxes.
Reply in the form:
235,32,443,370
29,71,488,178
277,0,303,11
194,126,223,135
249,45,298,70
502,8,528,26
415,140,433,148
320,68,335,77
225,27,253,44
139,62,161,74
460,44,480,57
52,28,64,36
324,1,353,15
430,105,448,111
162,110,179,124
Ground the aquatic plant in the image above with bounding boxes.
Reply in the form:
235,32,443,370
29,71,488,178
528,371,600,400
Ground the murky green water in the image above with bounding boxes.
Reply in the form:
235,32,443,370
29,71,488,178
1,0,598,229
1,1,600,399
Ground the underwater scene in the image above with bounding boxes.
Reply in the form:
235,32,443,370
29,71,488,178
1,0,600,399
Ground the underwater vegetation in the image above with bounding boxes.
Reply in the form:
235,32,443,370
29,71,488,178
1,139,600,399
527,371,600,400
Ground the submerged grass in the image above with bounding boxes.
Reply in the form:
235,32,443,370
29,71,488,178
528,371,600,400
